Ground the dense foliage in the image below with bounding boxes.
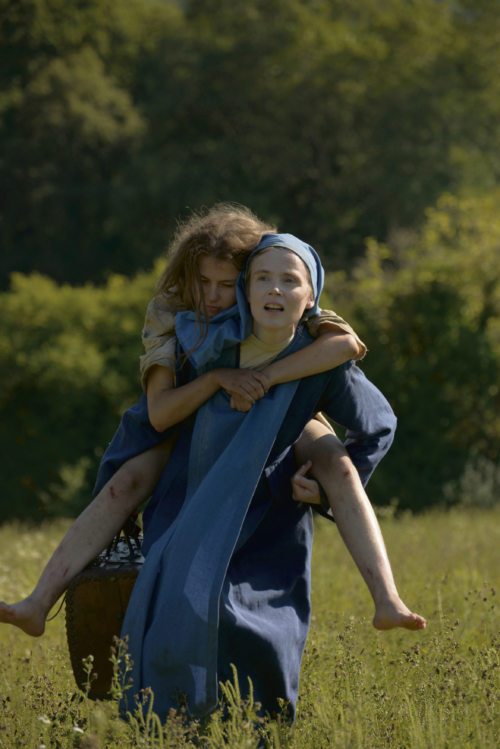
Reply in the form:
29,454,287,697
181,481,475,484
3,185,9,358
330,191,500,510
2,0,500,284
0,0,498,518
0,193,498,520
0,268,157,520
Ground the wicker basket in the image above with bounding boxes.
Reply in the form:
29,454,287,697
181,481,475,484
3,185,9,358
65,525,143,700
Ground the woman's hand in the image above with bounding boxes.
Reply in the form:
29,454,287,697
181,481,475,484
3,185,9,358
291,460,322,505
214,368,270,405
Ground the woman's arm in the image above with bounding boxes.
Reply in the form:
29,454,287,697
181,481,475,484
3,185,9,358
146,364,269,432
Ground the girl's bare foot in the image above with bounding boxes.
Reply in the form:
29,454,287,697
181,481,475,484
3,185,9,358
373,598,427,631
0,596,47,637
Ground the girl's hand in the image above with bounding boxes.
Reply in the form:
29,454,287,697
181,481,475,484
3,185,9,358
291,461,321,505
229,393,253,412
214,369,270,403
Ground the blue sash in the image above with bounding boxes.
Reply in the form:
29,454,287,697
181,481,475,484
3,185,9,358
121,377,302,716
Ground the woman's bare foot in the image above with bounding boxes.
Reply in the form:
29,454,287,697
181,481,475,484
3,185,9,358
373,598,427,631
0,596,47,637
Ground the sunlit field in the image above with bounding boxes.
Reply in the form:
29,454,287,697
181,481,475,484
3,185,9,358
0,508,498,748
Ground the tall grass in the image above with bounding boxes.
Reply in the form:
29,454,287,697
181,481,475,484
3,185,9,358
0,508,498,748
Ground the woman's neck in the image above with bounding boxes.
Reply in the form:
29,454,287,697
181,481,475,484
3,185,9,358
251,323,296,346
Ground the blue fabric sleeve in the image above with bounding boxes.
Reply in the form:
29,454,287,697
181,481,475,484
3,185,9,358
319,361,397,486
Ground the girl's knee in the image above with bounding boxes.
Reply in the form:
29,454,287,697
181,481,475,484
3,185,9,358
312,434,347,461
310,438,355,479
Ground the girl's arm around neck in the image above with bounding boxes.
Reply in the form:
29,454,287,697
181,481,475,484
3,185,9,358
146,364,269,432
262,331,360,388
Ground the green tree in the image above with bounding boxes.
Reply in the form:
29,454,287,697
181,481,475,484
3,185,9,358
329,191,500,510
0,0,178,285
0,192,498,520
0,266,157,521
130,0,500,266
3,0,500,285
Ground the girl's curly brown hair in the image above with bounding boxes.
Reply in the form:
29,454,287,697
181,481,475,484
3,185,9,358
157,203,276,324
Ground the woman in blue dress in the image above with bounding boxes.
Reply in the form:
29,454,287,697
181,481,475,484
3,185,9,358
118,233,406,719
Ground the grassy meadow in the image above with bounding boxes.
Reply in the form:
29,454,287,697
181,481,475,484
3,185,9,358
0,508,498,748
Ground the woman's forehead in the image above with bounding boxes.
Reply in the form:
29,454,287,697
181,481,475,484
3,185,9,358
249,247,309,276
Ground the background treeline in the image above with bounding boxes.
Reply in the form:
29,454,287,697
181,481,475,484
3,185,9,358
1,0,499,520
1,193,498,521
2,0,500,284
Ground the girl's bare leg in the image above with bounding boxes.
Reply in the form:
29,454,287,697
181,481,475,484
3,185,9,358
0,440,173,637
294,420,426,631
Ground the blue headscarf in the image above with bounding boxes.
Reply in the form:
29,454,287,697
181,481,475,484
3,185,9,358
244,233,324,317
176,233,324,368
